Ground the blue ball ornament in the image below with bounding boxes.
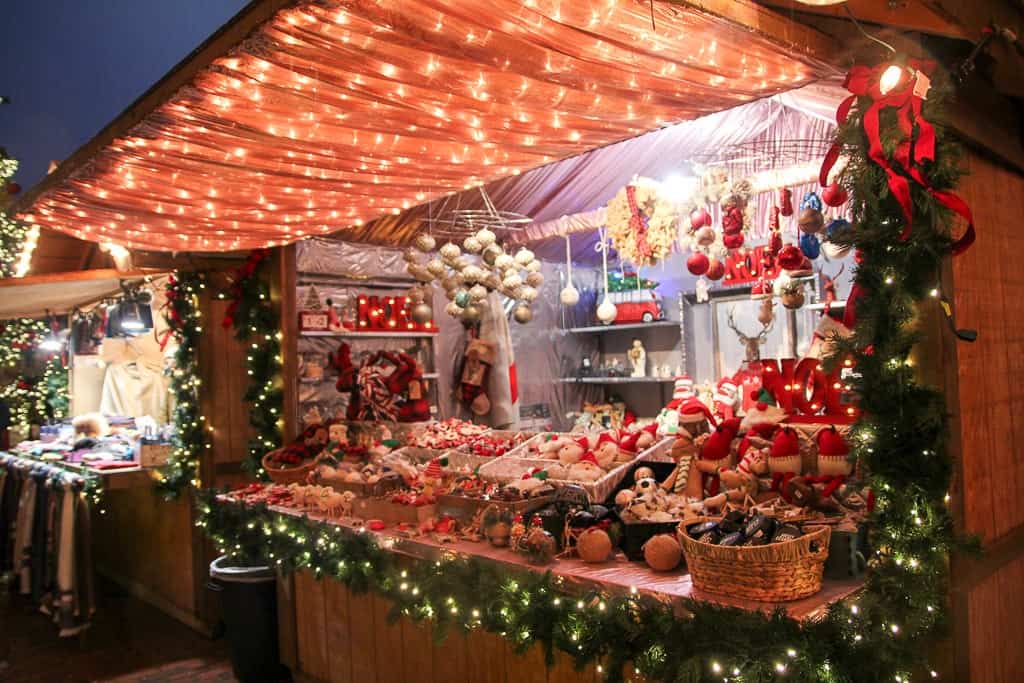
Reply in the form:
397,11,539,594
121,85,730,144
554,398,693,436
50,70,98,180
826,218,851,240
800,191,823,212
799,232,821,260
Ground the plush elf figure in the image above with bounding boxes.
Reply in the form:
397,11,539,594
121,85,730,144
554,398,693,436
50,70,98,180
460,339,496,415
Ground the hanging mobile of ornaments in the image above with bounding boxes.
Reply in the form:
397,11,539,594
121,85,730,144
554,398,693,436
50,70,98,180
595,228,617,324
678,168,753,275
403,194,542,325
559,236,579,306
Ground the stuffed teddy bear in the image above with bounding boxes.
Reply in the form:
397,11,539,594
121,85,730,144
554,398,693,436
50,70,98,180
557,436,589,465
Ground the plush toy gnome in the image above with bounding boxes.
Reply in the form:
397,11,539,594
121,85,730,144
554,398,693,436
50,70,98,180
816,426,851,477
740,388,788,439
713,377,739,421
768,427,802,499
694,420,739,496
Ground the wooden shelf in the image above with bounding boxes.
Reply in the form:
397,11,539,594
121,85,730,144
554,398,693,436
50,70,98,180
563,321,680,334
301,330,437,338
558,377,676,384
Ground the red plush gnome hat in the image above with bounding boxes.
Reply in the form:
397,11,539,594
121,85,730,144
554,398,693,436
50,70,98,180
618,431,641,454
701,424,733,462
770,427,800,459
596,432,618,448
816,426,849,456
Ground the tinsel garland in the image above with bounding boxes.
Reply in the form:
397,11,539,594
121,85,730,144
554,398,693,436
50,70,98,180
220,249,283,479
155,272,208,499
200,65,975,682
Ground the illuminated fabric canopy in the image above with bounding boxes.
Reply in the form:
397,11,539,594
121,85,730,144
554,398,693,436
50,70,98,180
20,0,829,252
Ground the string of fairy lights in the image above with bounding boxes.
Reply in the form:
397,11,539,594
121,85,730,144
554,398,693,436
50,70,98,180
156,272,210,498
197,65,974,682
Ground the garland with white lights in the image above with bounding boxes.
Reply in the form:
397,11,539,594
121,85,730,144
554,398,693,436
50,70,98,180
221,249,282,479
155,272,209,499
201,65,975,681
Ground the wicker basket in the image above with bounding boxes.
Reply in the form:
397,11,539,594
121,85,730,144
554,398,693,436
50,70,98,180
262,449,317,486
678,517,831,602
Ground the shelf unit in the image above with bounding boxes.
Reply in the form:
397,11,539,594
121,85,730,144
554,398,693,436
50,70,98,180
558,377,675,384
562,321,680,334
301,330,437,338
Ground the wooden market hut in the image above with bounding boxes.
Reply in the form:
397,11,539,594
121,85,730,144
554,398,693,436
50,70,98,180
10,1,1024,681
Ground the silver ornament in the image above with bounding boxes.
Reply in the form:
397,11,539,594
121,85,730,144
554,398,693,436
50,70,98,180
513,304,533,324
495,254,515,270
469,284,488,302
514,248,535,266
482,244,503,266
414,234,436,253
426,258,446,276
476,228,497,247
439,242,461,262
461,304,481,324
411,302,433,324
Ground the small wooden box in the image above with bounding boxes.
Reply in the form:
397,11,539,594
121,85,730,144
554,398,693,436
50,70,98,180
353,497,436,525
140,442,172,468
299,310,330,331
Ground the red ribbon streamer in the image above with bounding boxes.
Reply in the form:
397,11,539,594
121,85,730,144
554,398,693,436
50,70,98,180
624,185,653,261
819,62,975,254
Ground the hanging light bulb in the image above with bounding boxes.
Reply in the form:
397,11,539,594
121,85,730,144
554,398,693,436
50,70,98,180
879,64,904,95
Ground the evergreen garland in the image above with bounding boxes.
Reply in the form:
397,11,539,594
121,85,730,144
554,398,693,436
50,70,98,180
156,272,208,499
220,249,282,479
199,65,975,682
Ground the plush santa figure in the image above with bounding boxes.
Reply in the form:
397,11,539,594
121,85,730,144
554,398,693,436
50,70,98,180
713,377,739,421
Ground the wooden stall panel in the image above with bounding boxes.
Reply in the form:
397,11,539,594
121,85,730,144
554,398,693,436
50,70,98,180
294,571,330,682
953,153,1024,542
323,578,353,683
400,615,436,683
91,487,195,619
968,556,1024,682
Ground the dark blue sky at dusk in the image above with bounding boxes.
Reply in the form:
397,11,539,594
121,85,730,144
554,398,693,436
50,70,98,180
0,1,248,188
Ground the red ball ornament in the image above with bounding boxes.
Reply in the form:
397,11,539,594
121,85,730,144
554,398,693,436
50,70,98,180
686,252,709,276
705,258,725,281
690,208,712,230
5,181,20,195
777,245,804,271
854,249,865,265
821,183,848,207
723,232,744,250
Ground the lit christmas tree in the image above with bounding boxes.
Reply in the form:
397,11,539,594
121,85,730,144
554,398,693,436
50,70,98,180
0,148,35,277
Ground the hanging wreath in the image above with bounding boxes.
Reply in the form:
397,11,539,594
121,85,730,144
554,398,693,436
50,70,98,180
605,177,677,267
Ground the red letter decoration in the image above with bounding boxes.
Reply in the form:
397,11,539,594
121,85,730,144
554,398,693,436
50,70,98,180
759,358,855,424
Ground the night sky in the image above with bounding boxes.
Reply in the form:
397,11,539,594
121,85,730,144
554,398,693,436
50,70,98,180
0,0,248,188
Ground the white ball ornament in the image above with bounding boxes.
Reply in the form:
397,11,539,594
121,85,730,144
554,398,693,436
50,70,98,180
596,297,618,323
476,228,496,247
514,248,535,267
445,302,464,317
463,265,485,284
483,272,502,290
407,286,426,304
560,285,580,306
695,226,716,247
444,288,457,301
439,242,461,262
463,235,483,253
773,272,792,297
482,244,503,266
520,285,538,303
403,247,419,263
469,284,488,302
525,271,544,287
495,254,515,270
512,304,533,324
426,258,446,277
525,259,542,273
502,274,523,291
414,234,436,253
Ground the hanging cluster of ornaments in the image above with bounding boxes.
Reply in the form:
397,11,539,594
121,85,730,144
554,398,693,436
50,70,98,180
404,229,543,325
678,169,754,281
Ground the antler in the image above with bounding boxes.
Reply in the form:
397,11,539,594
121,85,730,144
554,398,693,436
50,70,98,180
726,307,750,344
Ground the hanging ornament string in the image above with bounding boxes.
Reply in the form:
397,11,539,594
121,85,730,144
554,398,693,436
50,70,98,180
819,61,975,254
624,185,653,263
565,235,573,285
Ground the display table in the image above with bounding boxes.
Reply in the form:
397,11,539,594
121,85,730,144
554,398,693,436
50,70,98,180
212,498,863,682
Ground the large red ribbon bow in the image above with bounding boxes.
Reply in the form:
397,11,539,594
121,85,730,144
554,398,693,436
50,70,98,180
819,61,975,255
